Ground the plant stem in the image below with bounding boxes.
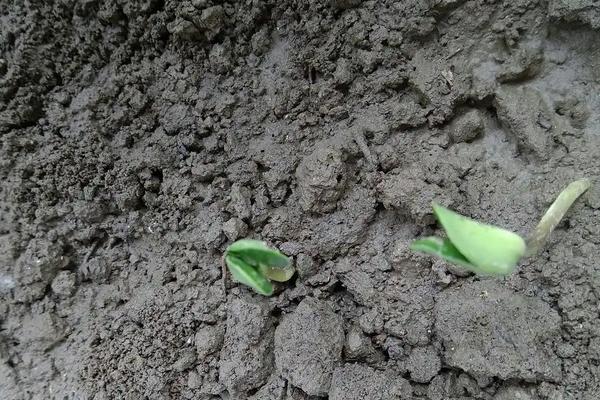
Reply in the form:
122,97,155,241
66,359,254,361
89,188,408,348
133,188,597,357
526,178,591,256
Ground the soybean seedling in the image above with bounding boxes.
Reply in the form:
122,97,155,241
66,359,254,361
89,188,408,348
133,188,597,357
411,178,591,275
223,239,295,296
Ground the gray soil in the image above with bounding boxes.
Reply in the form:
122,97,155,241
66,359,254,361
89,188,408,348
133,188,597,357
1,1,600,399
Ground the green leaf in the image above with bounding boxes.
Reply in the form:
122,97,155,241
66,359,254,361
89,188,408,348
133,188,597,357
225,254,273,296
227,239,290,268
432,203,526,275
258,263,295,282
410,236,476,270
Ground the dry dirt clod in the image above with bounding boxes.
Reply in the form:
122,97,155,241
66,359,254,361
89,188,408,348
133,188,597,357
274,298,344,396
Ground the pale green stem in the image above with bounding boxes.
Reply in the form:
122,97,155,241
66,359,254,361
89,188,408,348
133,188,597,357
526,178,591,256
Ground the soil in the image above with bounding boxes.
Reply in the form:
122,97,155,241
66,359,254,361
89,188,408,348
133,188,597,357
1,1,600,399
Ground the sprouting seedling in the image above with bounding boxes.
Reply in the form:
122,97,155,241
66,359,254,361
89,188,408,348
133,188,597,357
411,178,591,275
223,239,295,296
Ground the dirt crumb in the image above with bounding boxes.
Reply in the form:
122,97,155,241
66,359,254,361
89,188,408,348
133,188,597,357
329,363,412,400
275,298,344,396
435,280,562,383
219,295,275,395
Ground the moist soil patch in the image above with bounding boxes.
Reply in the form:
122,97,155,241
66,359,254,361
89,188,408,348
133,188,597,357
1,1,600,399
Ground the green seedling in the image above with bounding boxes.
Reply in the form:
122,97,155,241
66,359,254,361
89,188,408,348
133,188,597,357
411,178,591,275
223,239,294,296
